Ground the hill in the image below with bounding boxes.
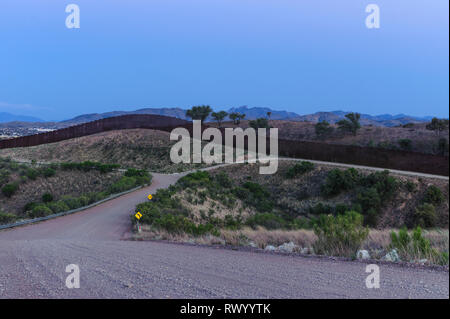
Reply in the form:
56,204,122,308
0,129,208,173
0,112,43,123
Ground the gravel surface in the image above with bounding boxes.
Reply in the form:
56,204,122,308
0,171,448,299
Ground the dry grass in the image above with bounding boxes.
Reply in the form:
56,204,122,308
135,225,448,264
0,129,210,173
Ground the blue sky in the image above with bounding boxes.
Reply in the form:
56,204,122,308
0,0,448,120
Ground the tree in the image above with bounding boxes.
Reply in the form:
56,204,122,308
186,105,212,122
211,111,228,127
229,112,239,125
426,117,449,136
337,113,361,135
229,112,245,125
315,121,334,138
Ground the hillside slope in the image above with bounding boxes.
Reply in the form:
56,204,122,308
0,129,207,173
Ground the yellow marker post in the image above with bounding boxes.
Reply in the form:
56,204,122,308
147,194,153,200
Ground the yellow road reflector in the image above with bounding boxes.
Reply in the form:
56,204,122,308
147,194,153,200
135,212,143,220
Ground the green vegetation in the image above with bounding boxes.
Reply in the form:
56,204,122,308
42,193,53,203
391,227,448,265
423,185,444,205
414,204,437,228
211,111,228,127
337,113,361,135
186,105,212,122
315,121,334,138
0,211,17,224
12,166,152,221
285,161,314,178
313,211,369,257
2,183,18,198
229,112,246,125
321,168,360,196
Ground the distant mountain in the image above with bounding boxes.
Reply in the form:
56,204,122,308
295,111,433,127
227,106,301,120
0,112,43,123
1,107,439,129
60,108,189,125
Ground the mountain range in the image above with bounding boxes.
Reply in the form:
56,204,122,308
0,106,439,128
0,112,43,123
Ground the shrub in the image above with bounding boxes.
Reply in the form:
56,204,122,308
25,168,40,180
337,113,361,135
23,202,37,213
315,121,334,137
108,176,138,194
405,181,416,193
61,196,83,210
2,183,18,198
423,185,444,205
47,201,70,213
356,187,381,213
286,161,314,178
414,203,437,228
42,193,53,203
42,167,56,178
313,211,368,257
321,168,360,196
391,227,445,265
29,205,53,218
0,212,17,224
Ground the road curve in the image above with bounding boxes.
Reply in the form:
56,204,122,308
0,171,448,299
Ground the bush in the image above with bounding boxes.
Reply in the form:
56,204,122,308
42,167,56,178
25,168,40,180
423,185,444,205
391,227,446,265
61,196,83,210
29,205,53,218
0,212,17,224
315,121,334,137
42,193,53,203
47,201,70,213
2,183,18,198
321,168,360,196
313,211,368,257
286,161,314,178
405,181,416,193
414,203,437,228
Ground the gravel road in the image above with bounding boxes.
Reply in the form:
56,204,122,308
0,171,448,299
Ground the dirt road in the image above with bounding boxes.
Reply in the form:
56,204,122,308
0,171,448,299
